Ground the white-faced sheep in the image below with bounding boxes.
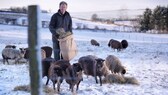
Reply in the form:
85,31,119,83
108,39,122,51
2,48,26,64
65,63,83,92
90,39,100,46
121,40,128,49
78,55,105,86
5,45,16,49
105,55,126,75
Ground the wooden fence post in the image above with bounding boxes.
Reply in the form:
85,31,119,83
28,5,42,95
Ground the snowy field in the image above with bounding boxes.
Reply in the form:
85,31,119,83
0,24,168,95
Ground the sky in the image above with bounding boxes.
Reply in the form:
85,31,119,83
0,0,167,12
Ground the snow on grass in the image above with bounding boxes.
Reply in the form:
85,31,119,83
0,24,168,95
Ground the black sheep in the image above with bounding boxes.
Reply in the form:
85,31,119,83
108,39,122,51
121,40,128,49
42,57,55,85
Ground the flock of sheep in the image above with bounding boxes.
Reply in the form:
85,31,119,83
1,39,139,93
41,54,127,93
91,39,128,51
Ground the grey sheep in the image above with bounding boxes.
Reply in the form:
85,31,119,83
121,40,128,49
78,55,105,86
91,39,100,46
108,39,122,51
105,55,126,75
2,48,26,64
65,63,83,92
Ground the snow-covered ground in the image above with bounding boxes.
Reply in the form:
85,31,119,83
0,24,168,95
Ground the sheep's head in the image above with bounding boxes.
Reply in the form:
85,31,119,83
121,67,126,75
73,63,82,72
19,48,26,58
95,58,105,72
53,66,63,77
12,45,16,49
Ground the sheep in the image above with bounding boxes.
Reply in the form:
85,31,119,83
48,59,71,92
105,55,126,75
41,46,52,58
52,59,71,75
78,55,105,86
5,45,16,49
23,48,46,62
121,39,128,49
42,59,70,86
48,63,63,92
42,57,55,85
90,39,100,46
2,48,26,64
65,63,83,92
83,55,110,77
108,39,122,51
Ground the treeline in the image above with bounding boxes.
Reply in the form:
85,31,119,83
1,7,49,13
91,14,114,24
9,7,27,13
140,6,168,33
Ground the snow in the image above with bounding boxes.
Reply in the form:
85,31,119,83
0,23,168,95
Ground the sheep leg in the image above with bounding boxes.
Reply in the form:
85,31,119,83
99,76,102,86
95,76,98,84
45,77,49,85
57,79,61,92
76,80,81,91
69,84,72,90
71,85,74,92
3,59,5,64
2,55,6,64
6,59,9,65
57,84,60,92
52,81,56,90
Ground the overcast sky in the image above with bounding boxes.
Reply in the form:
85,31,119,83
0,0,167,12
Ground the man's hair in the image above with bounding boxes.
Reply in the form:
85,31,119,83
59,1,67,6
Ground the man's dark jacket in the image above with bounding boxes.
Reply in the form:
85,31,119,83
49,10,72,41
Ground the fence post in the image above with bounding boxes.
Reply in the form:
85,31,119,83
28,5,42,95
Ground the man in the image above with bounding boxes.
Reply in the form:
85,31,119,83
49,1,72,60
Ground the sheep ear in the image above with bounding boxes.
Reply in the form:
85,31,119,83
73,63,78,67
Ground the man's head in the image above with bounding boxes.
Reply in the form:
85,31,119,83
59,1,67,14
